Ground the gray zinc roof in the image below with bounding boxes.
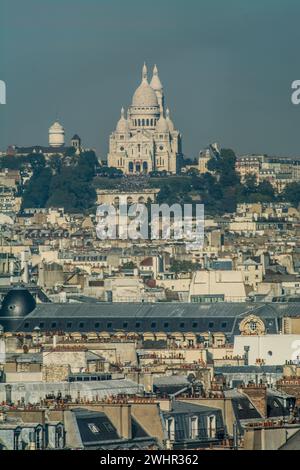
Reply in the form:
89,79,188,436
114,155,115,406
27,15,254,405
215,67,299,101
24,302,300,319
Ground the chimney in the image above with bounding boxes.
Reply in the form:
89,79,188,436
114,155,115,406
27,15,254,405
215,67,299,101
244,346,250,366
240,384,267,418
118,404,132,440
105,404,132,440
21,251,29,284
5,384,12,405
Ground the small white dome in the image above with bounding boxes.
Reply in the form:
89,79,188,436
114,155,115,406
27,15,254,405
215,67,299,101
166,108,174,132
156,115,169,133
150,64,163,91
49,120,65,147
116,107,129,133
49,121,64,132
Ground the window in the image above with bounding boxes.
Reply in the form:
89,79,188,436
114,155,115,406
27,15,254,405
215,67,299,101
123,322,128,328
192,322,198,329
221,322,227,329
107,322,112,328
79,322,84,329
165,417,175,440
67,322,72,328
180,322,185,329
95,322,100,328
88,423,100,433
36,428,42,449
39,322,44,328
102,421,115,433
55,426,63,449
135,322,141,328
24,322,29,329
51,322,57,329
164,322,169,329
207,415,216,438
208,322,214,329
190,416,199,439
14,431,20,450
151,322,157,329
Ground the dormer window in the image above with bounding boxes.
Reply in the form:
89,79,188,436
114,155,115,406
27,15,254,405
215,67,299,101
190,416,199,439
165,417,175,441
207,415,216,438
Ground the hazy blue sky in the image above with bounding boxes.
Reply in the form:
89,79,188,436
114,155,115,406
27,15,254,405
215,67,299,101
1,0,300,159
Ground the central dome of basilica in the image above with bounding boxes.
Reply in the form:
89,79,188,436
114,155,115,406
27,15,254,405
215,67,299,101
132,63,159,108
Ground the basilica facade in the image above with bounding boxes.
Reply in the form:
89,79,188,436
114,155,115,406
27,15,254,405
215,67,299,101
107,64,183,175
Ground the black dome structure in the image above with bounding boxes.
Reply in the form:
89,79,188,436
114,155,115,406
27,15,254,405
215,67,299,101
0,286,36,318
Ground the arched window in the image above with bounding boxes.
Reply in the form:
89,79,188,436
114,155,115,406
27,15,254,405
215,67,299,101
142,119,145,126
146,119,149,126
128,162,134,173
143,162,148,172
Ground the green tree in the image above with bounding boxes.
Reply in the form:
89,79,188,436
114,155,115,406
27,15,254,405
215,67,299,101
170,260,201,273
22,167,52,209
283,182,300,207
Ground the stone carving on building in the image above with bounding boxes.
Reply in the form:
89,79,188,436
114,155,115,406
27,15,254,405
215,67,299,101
239,314,266,336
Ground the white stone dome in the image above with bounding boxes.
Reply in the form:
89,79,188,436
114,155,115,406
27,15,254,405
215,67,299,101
150,64,163,91
132,80,158,107
49,120,65,147
156,115,169,133
116,107,129,133
49,121,64,132
166,108,174,132
132,63,159,108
